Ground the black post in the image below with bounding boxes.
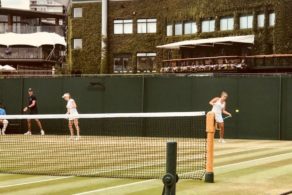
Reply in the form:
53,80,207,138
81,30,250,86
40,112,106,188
162,142,177,195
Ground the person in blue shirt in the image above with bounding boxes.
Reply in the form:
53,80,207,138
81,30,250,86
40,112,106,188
0,103,8,135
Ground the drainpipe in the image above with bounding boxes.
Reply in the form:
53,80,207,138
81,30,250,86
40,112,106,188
100,0,108,74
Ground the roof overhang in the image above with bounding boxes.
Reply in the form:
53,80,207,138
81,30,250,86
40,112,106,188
0,7,65,19
157,35,255,50
0,32,66,47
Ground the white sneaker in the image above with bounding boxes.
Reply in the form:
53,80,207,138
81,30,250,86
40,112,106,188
40,130,45,136
24,131,32,135
221,139,226,144
2,130,5,135
218,139,222,143
75,136,80,141
69,136,74,141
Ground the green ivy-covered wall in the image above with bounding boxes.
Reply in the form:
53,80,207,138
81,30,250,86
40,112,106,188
68,0,292,74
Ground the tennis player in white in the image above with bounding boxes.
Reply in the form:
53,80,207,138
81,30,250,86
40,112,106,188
209,91,232,143
62,93,80,140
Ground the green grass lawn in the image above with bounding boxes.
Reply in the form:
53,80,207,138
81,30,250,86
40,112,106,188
1,139,292,195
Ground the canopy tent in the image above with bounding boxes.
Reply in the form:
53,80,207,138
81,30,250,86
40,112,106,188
157,35,255,49
0,32,66,47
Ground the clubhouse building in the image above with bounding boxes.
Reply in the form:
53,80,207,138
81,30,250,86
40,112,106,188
68,0,292,74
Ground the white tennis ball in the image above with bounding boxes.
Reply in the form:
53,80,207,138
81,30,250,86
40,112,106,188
235,109,239,113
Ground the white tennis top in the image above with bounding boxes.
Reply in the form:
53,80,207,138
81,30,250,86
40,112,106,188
212,98,225,114
66,99,78,115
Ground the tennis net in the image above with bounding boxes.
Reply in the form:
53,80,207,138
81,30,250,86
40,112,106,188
0,112,206,179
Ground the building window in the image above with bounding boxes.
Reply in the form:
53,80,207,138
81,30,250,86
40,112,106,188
269,12,275,27
137,53,157,72
73,8,82,18
220,17,234,31
175,23,183,35
137,19,157,33
0,15,8,22
257,14,265,28
240,15,253,29
0,23,8,33
202,19,215,32
184,22,197,35
114,54,132,73
73,39,82,49
114,20,133,34
13,16,21,22
167,24,173,36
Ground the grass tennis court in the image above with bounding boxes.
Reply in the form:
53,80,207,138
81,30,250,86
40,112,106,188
1,139,292,195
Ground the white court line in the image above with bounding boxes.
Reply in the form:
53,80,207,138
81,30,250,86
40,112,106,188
74,179,156,195
73,151,292,195
0,176,72,189
214,151,292,170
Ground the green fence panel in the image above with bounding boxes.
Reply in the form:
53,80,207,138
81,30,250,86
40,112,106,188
237,77,280,140
280,77,292,140
0,78,23,134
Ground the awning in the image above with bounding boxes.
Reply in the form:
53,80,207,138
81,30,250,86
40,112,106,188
157,35,255,49
0,32,66,47
0,65,16,72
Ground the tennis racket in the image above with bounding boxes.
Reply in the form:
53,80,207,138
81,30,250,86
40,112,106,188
215,115,232,131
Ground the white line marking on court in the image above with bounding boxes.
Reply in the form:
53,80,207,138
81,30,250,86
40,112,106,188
73,151,292,195
214,151,292,170
0,176,73,189
73,179,156,195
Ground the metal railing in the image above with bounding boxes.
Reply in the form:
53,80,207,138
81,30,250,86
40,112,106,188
0,25,64,36
161,54,292,73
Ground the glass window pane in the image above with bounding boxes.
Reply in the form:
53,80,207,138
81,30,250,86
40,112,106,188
240,16,248,29
167,25,173,36
0,15,8,22
209,20,215,32
147,19,157,23
228,18,234,30
175,23,183,35
258,14,265,28
147,22,157,33
73,39,82,49
202,20,209,32
247,15,253,28
191,22,197,34
137,19,146,23
137,53,156,72
137,22,146,33
184,22,191,34
124,22,133,34
114,23,123,34
220,18,228,31
73,8,82,18
269,13,275,27
147,53,157,57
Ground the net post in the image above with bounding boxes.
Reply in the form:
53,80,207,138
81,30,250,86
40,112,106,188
162,142,178,195
205,111,215,183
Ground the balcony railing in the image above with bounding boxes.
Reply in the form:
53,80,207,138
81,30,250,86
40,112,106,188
161,54,292,73
0,25,64,36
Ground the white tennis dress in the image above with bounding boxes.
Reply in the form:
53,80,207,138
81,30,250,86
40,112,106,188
212,98,225,123
67,99,79,120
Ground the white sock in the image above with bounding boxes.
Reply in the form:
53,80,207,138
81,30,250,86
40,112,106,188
2,120,8,134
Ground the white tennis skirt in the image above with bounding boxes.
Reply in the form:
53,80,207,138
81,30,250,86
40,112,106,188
68,110,79,121
214,113,224,123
